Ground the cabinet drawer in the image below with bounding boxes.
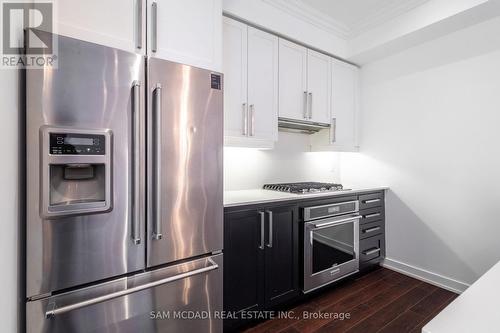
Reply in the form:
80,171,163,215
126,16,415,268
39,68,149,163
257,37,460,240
359,192,384,210
360,206,384,225
360,235,384,262
360,220,384,240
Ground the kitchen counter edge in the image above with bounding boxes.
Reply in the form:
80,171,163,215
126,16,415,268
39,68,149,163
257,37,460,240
224,187,389,208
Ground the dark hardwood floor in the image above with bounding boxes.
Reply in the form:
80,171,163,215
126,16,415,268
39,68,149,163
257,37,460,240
243,268,457,333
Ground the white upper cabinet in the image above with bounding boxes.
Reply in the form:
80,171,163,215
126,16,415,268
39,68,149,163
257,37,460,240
56,0,145,54
222,18,278,148
278,39,308,121
331,60,359,149
307,50,331,124
247,27,279,142
310,59,359,151
147,0,222,71
57,0,222,71
278,40,331,124
223,18,248,139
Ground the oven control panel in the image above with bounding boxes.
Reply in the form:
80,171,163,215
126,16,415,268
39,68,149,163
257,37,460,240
49,133,106,155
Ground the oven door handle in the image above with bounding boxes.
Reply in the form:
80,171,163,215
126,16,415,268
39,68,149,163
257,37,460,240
311,214,362,229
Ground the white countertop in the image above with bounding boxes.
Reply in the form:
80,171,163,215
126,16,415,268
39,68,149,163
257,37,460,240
224,187,388,207
423,261,500,333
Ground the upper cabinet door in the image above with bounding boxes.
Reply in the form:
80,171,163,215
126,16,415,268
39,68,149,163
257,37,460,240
247,27,279,142
307,49,331,124
56,0,145,54
278,39,308,121
223,18,248,139
331,60,359,148
147,0,222,72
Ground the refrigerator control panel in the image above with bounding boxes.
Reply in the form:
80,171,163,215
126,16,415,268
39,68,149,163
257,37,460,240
49,133,106,155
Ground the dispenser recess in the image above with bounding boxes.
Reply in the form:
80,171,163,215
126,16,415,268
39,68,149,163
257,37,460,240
40,127,112,218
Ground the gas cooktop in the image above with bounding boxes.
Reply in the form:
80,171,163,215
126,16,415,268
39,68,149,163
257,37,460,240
263,182,348,194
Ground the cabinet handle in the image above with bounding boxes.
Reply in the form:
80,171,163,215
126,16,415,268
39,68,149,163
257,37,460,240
242,103,248,136
362,248,381,256
151,1,158,53
364,199,381,204
136,0,143,49
266,210,273,248
153,84,162,240
249,104,255,137
259,211,265,250
308,92,313,119
332,118,337,143
303,91,308,119
364,213,381,219
131,81,141,245
363,226,381,234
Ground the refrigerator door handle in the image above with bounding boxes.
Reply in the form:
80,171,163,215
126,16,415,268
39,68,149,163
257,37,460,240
153,84,163,240
132,81,141,245
45,258,219,318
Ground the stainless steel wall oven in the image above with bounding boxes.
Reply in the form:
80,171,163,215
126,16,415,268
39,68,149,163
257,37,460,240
303,200,361,292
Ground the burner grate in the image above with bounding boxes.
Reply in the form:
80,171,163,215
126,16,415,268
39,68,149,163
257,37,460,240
263,182,344,194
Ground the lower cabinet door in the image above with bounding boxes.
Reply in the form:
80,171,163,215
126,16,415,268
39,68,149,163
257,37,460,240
264,205,299,307
223,209,265,314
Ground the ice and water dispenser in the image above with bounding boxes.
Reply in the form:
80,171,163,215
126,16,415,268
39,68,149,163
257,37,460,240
41,127,112,218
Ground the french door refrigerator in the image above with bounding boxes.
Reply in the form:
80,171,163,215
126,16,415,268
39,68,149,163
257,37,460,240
26,32,223,332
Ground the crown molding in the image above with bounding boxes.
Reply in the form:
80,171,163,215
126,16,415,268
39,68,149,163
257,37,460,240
262,0,430,39
261,0,351,38
349,0,431,37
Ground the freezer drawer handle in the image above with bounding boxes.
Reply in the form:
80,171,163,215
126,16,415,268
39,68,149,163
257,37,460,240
153,84,163,240
45,258,219,318
132,81,141,245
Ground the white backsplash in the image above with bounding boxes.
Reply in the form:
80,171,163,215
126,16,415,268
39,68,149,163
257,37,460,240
224,131,341,190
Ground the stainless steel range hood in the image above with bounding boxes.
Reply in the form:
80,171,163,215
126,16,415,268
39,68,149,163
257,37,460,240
278,117,330,134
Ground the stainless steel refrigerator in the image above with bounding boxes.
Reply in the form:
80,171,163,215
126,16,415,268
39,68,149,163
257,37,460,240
25,32,223,332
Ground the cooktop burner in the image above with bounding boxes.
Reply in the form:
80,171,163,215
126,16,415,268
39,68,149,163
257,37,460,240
263,182,346,194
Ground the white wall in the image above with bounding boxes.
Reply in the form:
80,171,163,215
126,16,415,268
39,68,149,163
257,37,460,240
224,132,341,190
341,15,500,291
0,71,20,332
223,0,348,58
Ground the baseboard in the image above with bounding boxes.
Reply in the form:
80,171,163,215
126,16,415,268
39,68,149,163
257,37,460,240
382,257,470,294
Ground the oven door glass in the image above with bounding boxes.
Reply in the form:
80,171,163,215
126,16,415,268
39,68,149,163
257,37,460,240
312,222,355,274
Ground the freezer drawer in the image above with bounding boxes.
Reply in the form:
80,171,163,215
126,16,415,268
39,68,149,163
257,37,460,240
27,255,223,333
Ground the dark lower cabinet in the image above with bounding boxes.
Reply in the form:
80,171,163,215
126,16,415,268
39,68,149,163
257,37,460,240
264,205,299,307
224,204,299,326
359,191,386,271
223,209,264,314
223,191,386,330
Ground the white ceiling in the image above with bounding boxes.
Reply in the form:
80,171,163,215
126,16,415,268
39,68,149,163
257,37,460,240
274,0,430,37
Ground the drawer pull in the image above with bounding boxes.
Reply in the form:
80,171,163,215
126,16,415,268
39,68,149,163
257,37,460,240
363,199,381,204
363,226,381,234
364,213,381,219
362,248,381,256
